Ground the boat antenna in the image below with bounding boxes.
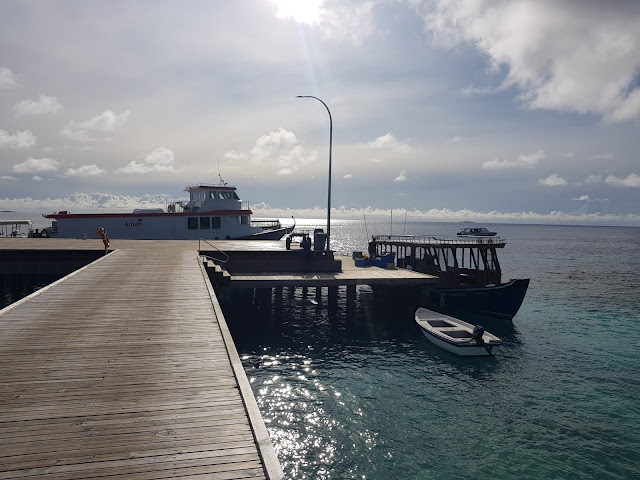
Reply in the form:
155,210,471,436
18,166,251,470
363,211,369,243
390,209,393,237
217,156,227,186
403,211,407,235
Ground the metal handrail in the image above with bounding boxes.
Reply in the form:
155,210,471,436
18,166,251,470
372,234,506,246
198,238,230,263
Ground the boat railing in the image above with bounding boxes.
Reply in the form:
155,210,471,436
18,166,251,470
184,183,237,190
372,234,506,246
251,219,281,228
198,238,230,264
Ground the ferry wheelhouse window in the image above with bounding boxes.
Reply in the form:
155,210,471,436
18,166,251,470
209,191,218,199
187,217,198,229
241,215,249,224
200,217,210,229
212,217,221,229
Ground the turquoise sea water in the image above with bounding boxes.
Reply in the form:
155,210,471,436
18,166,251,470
226,221,640,479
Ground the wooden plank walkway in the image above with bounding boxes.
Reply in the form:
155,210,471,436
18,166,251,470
0,245,283,479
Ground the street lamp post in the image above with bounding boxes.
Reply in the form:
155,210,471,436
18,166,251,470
296,95,332,252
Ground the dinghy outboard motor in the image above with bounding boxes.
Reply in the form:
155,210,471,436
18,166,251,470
471,325,485,345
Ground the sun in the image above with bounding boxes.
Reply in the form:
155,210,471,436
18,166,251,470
269,0,323,25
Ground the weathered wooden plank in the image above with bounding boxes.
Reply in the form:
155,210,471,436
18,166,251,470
0,244,282,479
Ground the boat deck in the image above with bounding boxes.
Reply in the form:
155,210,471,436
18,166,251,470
0,240,283,479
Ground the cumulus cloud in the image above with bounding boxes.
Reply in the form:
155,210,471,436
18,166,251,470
572,195,590,201
224,150,248,161
361,133,414,153
32,176,42,181
343,173,353,179
0,130,36,149
1,175,17,180
394,170,407,182
247,205,639,228
64,164,106,177
0,192,183,215
0,66,17,88
423,0,640,122
539,174,568,186
246,128,317,175
605,173,640,187
482,150,545,169
11,157,60,173
14,94,63,116
61,109,130,142
117,147,182,174
585,174,602,184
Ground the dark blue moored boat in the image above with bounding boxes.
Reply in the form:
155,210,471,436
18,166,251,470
367,234,530,320
425,278,530,320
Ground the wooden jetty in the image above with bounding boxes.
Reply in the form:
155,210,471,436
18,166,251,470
0,239,283,480
0,237,439,479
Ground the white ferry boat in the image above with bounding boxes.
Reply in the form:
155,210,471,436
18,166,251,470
43,183,292,240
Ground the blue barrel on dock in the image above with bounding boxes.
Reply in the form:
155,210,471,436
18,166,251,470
374,253,395,267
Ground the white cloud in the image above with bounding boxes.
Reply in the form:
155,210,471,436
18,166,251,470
247,128,317,173
33,176,42,181
64,164,106,177
0,66,18,88
394,170,407,182
585,174,602,184
605,173,640,187
562,152,575,158
572,195,590,201
0,130,36,149
424,0,640,122
11,157,60,173
592,153,614,160
272,0,376,44
117,147,182,174
482,150,545,169
362,133,414,153
539,174,568,186
14,94,63,116
343,173,353,179
248,204,640,227
224,150,248,161
61,109,130,142
1,175,17,180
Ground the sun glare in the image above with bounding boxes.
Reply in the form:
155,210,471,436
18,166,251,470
270,0,323,25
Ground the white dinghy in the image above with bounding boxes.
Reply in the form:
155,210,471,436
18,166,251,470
415,307,501,356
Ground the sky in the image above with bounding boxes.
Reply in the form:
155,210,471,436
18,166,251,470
1,0,639,226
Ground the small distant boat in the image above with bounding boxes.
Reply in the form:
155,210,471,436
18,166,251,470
415,307,501,356
457,227,496,237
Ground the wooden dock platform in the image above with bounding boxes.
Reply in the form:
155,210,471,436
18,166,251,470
224,255,438,288
0,240,283,479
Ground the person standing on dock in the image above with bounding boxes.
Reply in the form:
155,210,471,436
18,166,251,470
97,227,110,254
